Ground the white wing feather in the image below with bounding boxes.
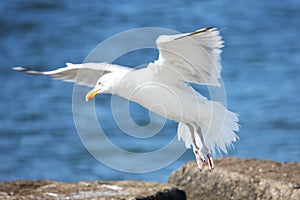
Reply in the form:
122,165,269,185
13,62,132,87
154,27,223,86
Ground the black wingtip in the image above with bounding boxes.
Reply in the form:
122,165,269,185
191,27,216,35
175,27,217,40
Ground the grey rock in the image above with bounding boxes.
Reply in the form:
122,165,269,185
168,157,300,200
0,180,186,200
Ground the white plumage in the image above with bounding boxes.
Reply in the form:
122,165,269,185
14,27,239,171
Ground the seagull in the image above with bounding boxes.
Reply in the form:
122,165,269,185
13,27,239,171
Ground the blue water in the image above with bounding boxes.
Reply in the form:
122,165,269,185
1,0,299,182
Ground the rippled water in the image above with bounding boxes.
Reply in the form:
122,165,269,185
1,0,299,182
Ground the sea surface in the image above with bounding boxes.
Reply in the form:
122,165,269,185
1,0,299,182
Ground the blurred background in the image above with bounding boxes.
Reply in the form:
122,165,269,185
0,0,299,182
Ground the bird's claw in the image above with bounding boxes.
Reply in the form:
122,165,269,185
194,149,214,172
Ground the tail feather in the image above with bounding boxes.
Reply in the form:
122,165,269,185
203,101,239,154
177,101,239,155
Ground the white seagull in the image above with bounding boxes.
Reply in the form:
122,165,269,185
13,27,239,171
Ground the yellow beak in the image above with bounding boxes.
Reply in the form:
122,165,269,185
85,88,100,102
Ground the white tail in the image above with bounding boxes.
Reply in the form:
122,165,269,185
177,101,239,155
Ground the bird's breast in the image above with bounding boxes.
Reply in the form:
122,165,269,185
122,81,204,123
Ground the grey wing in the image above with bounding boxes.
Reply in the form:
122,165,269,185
13,62,131,87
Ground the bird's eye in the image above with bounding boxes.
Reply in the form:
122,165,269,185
98,81,101,85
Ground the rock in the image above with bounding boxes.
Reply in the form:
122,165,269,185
0,180,186,200
168,157,300,200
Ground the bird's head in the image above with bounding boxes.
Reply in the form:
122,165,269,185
85,73,115,101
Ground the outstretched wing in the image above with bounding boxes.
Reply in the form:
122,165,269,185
13,62,132,87
154,27,224,86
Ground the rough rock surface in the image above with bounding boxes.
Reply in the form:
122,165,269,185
168,157,300,200
0,180,186,200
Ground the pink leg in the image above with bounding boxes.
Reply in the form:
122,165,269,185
187,124,205,171
188,123,214,172
197,127,214,172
